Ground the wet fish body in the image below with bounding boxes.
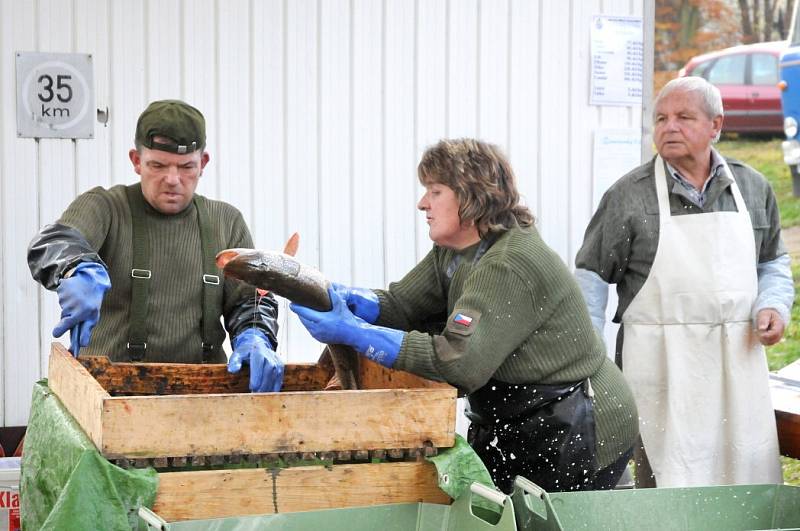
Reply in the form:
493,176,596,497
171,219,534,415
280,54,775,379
217,248,359,390
219,249,332,311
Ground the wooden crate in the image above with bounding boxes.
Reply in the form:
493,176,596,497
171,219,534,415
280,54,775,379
48,343,456,459
47,343,456,520
770,360,800,459
152,461,450,521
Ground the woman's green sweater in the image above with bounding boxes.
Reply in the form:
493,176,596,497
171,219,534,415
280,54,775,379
375,224,639,468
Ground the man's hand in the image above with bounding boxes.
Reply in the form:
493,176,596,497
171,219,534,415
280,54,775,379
755,308,786,346
52,262,111,356
228,328,284,392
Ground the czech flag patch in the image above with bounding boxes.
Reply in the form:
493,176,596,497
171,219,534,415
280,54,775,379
453,313,473,327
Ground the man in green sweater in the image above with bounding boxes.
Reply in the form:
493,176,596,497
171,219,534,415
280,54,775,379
291,138,639,493
27,100,282,393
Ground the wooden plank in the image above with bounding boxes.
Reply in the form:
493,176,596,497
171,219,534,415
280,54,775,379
100,386,455,457
78,357,332,395
770,362,800,459
358,358,450,390
47,344,108,450
776,410,800,459
153,461,449,521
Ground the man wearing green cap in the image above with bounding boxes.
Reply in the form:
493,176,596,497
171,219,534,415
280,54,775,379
26,100,283,393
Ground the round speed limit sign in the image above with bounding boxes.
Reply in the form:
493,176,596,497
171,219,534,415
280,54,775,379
16,51,94,139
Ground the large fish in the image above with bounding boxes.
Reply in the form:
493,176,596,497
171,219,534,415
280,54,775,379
216,235,360,390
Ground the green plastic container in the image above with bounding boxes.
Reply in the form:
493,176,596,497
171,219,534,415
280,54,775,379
512,476,800,531
139,483,517,531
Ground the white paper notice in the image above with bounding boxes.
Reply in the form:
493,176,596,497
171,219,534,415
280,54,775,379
590,15,643,106
593,129,642,208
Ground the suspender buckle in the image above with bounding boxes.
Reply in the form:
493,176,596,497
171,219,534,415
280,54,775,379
201,342,215,363
131,269,152,279
127,342,147,361
203,274,220,285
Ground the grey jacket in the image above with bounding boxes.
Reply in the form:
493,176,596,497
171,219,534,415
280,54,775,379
575,153,793,342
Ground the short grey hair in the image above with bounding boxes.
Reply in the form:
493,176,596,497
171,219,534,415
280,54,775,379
654,76,724,141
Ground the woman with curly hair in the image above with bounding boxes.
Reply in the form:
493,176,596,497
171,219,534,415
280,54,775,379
291,138,638,493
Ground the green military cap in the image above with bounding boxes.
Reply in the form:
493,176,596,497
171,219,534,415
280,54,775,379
135,100,206,154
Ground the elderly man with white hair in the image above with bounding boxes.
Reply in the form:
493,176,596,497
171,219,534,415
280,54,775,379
575,76,794,488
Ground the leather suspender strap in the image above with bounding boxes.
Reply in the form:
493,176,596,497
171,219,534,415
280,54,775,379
194,195,223,363
125,184,151,361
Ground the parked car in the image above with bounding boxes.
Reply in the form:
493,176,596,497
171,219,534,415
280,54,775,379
679,41,786,134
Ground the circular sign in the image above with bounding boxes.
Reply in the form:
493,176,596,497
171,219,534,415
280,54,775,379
21,60,90,131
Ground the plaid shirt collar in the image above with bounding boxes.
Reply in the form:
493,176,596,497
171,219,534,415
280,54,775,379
664,148,726,207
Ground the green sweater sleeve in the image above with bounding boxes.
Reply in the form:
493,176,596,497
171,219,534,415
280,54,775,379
374,248,448,330
59,187,117,251
395,260,539,393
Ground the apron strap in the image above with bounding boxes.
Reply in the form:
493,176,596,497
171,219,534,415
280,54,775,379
125,184,151,361
654,155,749,219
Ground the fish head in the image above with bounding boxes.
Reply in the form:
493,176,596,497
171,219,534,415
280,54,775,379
217,249,299,288
216,248,332,310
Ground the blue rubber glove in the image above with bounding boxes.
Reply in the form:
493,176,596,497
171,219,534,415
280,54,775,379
52,262,111,357
290,287,404,368
331,282,380,324
228,328,284,392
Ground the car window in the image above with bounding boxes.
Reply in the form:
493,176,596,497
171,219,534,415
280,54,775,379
751,53,778,85
691,60,712,78
707,54,746,84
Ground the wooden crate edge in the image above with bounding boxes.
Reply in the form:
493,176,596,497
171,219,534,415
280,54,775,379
153,461,449,522
100,387,456,458
48,343,109,451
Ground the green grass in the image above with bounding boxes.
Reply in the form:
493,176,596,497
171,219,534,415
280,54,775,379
717,136,800,227
717,136,800,484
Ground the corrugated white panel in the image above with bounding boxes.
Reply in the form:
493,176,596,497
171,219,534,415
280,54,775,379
415,0,448,260
569,0,604,261
109,0,146,187
0,0,651,424
36,1,78,379
251,0,290,352
352,0,385,289
384,0,418,283
75,0,112,192
3,1,39,426
146,0,181,100
285,0,321,360
217,0,252,224
448,0,479,137
538,2,572,261
478,0,510,146
319,0,352,284
508,0,541,235
182,0,217,198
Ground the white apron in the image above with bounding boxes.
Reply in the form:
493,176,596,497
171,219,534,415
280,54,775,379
621,156,781,487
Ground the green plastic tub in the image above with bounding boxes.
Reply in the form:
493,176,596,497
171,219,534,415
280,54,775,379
512,476,800,531
139,482,517,531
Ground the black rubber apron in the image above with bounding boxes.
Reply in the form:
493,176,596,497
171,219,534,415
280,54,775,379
466,378,597,494
444,234,598,494
443,233,597,494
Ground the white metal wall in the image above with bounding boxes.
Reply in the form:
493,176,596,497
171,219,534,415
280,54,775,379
0,0,651,426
